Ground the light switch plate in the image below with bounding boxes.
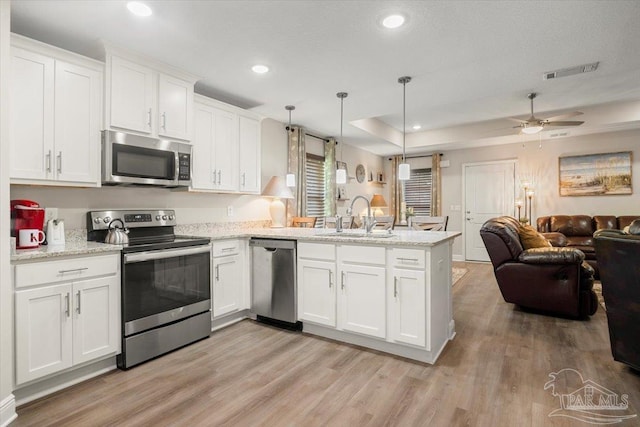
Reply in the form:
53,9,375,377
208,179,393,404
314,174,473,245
227,206,234,217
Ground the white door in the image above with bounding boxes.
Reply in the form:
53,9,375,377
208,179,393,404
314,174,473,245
15,284,73,384
391,268,426,347
10,47,54,180
464,161,516,261
238,116,261,193
213,255,242,317
109,56,154,134
297,259,336,327
54,60,101,184
213,108,238,191
339,264,386,338
72,276,119,365
158,73,193,141
192,104,215,190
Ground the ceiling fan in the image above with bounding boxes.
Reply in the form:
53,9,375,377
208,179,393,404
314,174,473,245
509,93,584,134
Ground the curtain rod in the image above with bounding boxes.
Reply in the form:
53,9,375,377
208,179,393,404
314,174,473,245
305,132,330,142
388,153,443,160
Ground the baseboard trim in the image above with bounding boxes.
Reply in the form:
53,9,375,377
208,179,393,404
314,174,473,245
211,309,251,332
452,254,464,262
0,394,16,427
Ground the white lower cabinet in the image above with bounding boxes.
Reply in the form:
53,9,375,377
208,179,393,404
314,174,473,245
297,259,336,327
14,254,120,385
338,263,386,338
390,267,426,347
212,240,246,318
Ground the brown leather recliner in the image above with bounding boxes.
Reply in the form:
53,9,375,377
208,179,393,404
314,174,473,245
480,216,598,319
594,228,640,371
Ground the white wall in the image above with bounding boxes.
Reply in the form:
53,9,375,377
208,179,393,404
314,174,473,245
337,143,386,217
442,128,640,259
10,118,288,229
0,1,16,424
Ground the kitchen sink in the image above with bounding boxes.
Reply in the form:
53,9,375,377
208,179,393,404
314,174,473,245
317,230,396,238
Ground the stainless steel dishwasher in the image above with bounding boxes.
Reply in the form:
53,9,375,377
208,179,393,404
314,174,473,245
250,238,300,329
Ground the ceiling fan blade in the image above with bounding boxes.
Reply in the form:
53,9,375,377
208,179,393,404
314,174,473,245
543,111,584,122
508,117,529,124
545,121,585,126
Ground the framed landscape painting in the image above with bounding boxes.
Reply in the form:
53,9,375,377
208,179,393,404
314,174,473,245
559,151,632,196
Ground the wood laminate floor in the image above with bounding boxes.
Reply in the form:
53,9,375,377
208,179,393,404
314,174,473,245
14,262,640,426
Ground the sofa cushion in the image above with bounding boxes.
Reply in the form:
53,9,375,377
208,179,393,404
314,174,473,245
518,225,552,249
541,232,568,247
518,247,585,264
594,215,617,231
619,216,640,230
551,215,594,236
565,236,594,249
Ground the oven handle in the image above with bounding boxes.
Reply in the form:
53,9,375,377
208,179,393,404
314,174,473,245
124,245,211,264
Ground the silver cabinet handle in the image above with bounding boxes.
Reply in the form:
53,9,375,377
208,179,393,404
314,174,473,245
218,170,221,184
76,290,81,314
329,270,333,288
58,267,88,274
212,170,217,184
241,172,246,187
397,257,418,262
394,277,398,298
147,108,152,129
65,293,70,317
215,265,220,281
221,247,235,252
162,112,167,130
57,152,62,173
46,150,52,172
341,271,345,290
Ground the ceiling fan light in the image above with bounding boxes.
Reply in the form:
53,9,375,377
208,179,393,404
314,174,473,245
336,168,347,184
521,125,543,135
398,163,410,180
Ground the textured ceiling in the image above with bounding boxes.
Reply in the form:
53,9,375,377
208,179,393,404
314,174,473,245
10,0,640,155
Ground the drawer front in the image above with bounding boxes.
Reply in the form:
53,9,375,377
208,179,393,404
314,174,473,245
213,240,240,257
339,245,385,265
391,248,425,269
15,254,120,289
298,242,335,261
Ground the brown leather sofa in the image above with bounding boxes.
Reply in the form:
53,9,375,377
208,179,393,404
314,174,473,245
481,216,598,319
594,227,640,371
537,215,640,277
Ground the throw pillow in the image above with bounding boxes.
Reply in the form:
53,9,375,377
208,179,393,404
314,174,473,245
518,224,552,249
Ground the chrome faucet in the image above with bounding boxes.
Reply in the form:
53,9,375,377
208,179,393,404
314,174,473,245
346,195,377,233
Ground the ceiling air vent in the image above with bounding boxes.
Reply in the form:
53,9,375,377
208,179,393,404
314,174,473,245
543,62,599,80
549,131,569,138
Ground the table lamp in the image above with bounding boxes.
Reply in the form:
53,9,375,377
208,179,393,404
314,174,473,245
262,176,294,228
370,194,387,217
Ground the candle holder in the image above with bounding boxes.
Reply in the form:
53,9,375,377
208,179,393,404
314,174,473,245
515,199,523,222
526,190,535,225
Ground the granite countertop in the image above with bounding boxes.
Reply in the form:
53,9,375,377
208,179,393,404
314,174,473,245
11,225,461,262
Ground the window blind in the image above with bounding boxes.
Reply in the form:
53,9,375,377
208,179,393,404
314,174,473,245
305,153,325,227
404,168,432,216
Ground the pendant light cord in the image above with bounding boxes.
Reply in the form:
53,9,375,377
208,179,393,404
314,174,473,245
402,80,406,162
336,92,348,162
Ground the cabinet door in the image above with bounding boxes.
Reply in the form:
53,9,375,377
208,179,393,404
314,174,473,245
339,264,386,338
15,284,72,384
110,56,154,134
238,116,260,193
54,60,101,184
298,259,336,327
391,268,426,347
158,74,193,141
10,47,54,180
213,108,238,191
213,255,242,317
72,276,120,365
191,104,215,190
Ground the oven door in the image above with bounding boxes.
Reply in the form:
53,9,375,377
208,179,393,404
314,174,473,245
123,244,211,336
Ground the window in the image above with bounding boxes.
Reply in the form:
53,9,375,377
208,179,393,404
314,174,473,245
305,153,325,227
404,168,432,215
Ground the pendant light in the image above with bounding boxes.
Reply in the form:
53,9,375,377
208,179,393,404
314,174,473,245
285,105,296,187
336,92,348,184
398,76,411,180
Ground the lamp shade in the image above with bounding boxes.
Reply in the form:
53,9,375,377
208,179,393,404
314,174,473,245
370,194,387,207
262,176,294,199
398,163,410,180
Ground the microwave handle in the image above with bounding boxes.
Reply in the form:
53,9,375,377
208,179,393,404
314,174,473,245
124,245,211,264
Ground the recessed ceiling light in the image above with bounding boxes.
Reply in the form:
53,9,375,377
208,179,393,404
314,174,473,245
382,14,405,29
412,124,422,130
252,64,270,74
127,1,152,17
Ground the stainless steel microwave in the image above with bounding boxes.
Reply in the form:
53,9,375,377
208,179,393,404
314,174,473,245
102,130,192,188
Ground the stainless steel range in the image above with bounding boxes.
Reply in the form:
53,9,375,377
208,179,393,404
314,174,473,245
87,209,211,369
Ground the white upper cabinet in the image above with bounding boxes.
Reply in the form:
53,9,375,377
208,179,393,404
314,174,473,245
10,35,102,187
105,45,198,141
191,95,260,194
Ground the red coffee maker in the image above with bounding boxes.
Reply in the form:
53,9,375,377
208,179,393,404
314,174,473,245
11,199,45,249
